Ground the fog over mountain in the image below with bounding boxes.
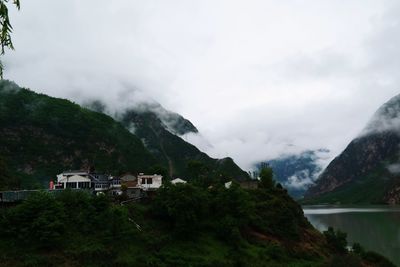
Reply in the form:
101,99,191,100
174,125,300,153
361,94,400,136
256,149,331,199
3,0,400,171
304,93,400,204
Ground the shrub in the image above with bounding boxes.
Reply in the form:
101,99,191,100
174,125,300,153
323,227,347,253
259,167,275,189
152,183,209,236
1,191,65,249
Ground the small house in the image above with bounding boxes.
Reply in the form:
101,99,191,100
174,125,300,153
120,174,138,188
56,170,91,189
138,173,163,191
56,170,112,192
171,178,187,185
120,174,140,198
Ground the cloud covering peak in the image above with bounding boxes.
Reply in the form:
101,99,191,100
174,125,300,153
4,0,400,170
362,94,400,136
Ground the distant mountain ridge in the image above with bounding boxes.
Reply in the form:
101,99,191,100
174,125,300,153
86,100,198,136
304,94,400,204
258,149,330,199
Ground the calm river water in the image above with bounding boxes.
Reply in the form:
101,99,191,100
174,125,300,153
303,205,400,266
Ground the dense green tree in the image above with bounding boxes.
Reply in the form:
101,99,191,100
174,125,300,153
1,191,65,249
250,189,303,240
210,183,254,242
0,155,19,189
259,167,275,189
148,164,169,180
187,160,209,179
0,183,395,266
152,183,209,236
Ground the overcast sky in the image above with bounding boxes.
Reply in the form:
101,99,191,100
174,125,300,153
4,0,400,170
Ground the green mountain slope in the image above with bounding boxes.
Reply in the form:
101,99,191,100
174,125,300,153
304,94,400,204
119,109,249,180
0,80,248,189
0,80,157,188
86,101,250,181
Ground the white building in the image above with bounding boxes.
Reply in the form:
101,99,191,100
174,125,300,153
137,173,163,191
171,178,187,185
56,171,91,189
55,171,163,195
56,171,110,191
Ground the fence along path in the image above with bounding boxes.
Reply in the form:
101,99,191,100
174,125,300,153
0,189,84,202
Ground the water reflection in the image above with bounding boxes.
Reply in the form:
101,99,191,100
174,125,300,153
303,206,400,266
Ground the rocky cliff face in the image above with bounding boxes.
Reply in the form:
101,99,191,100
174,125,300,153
304,94,400,204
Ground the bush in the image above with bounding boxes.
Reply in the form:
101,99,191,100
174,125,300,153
323,227,347,253
152,183,209,236
259,167,275,189
1,191,65,249
0,190,140,266
210,183,254,242
249,189,306,240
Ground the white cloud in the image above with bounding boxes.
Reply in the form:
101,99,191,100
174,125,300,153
3,0,400,171
285,170,314,190
360,94,400,136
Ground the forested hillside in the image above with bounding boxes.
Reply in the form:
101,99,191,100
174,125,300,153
0,175,393,267
0,80,156,188
0,80,249,189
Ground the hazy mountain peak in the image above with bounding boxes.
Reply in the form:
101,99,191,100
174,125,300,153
362,93,400,136
305,93,400,204
84,99,198,136
0,80,22,94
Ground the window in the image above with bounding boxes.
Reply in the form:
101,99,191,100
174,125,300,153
78,182,90,189
66,182,77,189
141,178,146,184
147,178,153,184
